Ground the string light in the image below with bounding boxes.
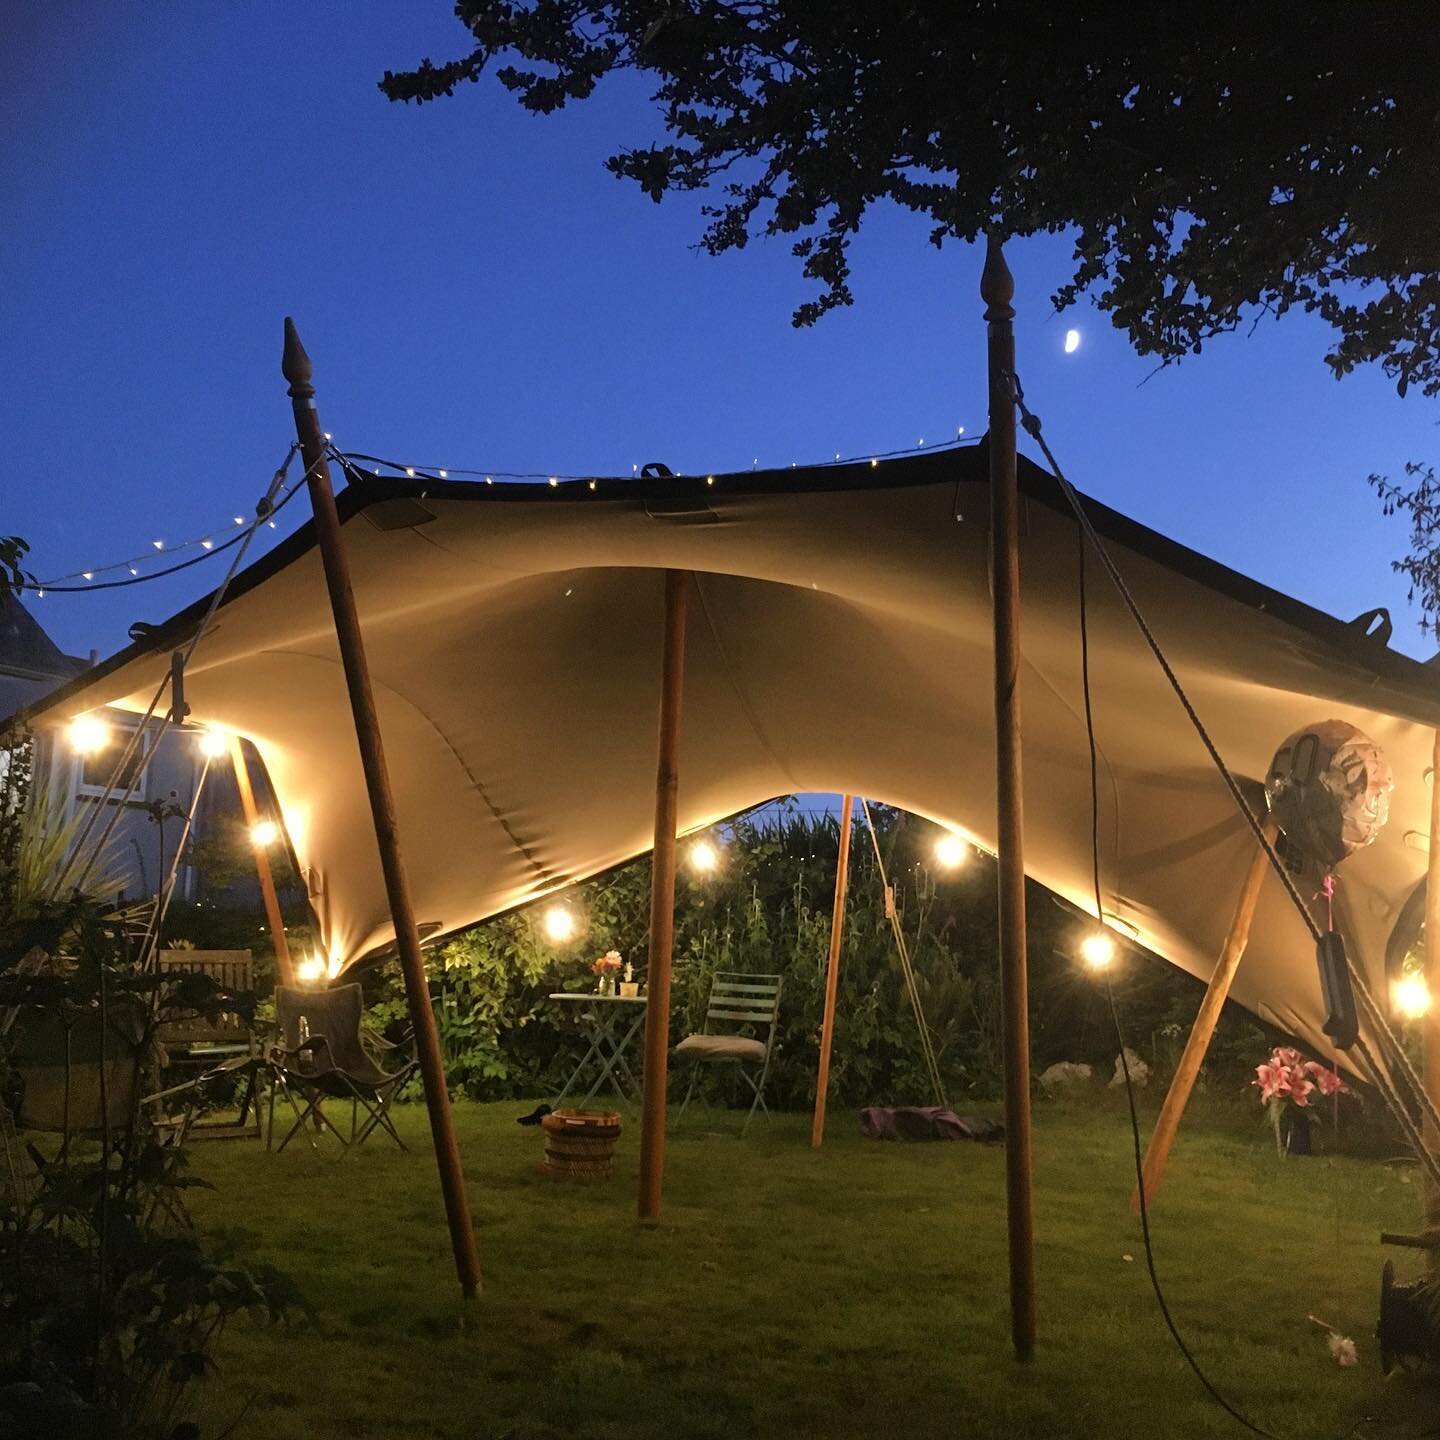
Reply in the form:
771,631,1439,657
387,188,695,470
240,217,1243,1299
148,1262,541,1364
67,713,111,755
1080,930,1117,971
542,905,580,944
249,819,280,848
548,477,558,487
1064,328,1082,354
933,833,969,869
296,955,326,984
688,839,721,875
28,481,303,592
587,480,597,491
1394,972,1432,1021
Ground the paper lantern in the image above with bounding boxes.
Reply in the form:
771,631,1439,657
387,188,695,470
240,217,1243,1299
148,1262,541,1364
1265,720,1392,867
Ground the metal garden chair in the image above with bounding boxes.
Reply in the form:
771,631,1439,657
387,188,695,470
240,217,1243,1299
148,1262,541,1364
672,972,782,1135
266,983,416,1152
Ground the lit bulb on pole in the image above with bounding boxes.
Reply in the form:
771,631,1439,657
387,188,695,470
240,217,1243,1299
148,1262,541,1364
197,728,228,759
67,713,111,755
250,819,280,849
933,833,969,870
1080,930,1117,971
543,904,580,945
688,839,721,875
1393,971,1432,1021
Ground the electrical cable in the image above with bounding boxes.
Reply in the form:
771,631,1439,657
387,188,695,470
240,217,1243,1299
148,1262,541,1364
1074,515,1282,1439
337,435,972,485
19,469,305,594
1010,373,1440,1174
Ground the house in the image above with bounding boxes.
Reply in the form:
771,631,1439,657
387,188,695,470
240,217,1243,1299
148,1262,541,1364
0,592,210,904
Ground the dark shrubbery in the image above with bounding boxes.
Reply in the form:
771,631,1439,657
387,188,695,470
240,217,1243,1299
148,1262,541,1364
363,803,1271,1110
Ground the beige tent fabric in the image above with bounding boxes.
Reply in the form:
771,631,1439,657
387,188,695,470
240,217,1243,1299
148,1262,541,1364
19,445,1440,1063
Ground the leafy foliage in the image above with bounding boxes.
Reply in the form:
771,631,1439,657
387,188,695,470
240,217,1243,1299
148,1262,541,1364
1369,461,1440,632
0,537,29,597
364,804,1269,1109
0,881,299,1434
382,4,1440,394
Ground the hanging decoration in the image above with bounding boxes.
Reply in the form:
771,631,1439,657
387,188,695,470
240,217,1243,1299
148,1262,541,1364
1264,720,1393,868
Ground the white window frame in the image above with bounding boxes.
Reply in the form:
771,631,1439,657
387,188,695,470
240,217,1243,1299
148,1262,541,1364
74,714,152,804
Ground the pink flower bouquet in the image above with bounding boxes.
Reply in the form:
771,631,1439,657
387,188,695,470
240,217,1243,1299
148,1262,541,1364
1253,1046,1346,1156
590,950,623,977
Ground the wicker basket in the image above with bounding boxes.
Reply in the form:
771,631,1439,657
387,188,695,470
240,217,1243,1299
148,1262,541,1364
540,1108,622,1181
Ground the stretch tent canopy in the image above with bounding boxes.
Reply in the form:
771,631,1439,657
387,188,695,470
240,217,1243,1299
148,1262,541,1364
17,443,1440,1062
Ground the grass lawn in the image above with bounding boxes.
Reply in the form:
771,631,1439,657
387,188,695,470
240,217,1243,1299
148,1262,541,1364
186,1094,1435,1439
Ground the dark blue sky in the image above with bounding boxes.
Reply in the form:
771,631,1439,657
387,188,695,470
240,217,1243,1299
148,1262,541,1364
3,4,1436,662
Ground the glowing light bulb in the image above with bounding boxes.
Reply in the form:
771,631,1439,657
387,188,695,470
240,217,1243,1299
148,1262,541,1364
439,469,447,478
588,480,597,491
548,477,558,488
234,516,244,526
1394,972,1432,1021
405,467,416,477
1064,328,1082,354
82,571,93,581
543,905,579,944
250,819,280,848
933,833,968,869
67,713,111,755
296,955,325,984
197,728,228,759
1080,931,1116,970
201,539,213,550
152,539,165,550
689,839,720,875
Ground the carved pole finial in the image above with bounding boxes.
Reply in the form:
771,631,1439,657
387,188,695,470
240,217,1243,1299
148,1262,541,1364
282,316,314,401
981,233,1015,320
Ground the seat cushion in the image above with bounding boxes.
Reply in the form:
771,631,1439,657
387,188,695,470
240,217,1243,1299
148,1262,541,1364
674,1034,767,1065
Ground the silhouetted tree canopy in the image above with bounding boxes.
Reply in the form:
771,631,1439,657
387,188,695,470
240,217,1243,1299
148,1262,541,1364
382,4,1440,395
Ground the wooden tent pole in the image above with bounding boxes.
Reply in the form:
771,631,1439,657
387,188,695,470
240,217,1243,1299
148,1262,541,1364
983,234,1036,1363
1425,733,1440,1273
227,735,295,988
281,318,482,1300
811,794,855,1148
1132,819,1277,1214
638,569,689,1221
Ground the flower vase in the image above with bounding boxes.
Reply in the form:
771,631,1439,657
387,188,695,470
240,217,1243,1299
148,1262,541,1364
1283,1110,1313,1157
598,975,615,998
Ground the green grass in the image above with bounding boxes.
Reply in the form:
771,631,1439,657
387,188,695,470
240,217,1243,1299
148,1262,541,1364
186,1095,1435,1439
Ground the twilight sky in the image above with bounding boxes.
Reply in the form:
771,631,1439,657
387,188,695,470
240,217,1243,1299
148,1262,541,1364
3,3,1436,665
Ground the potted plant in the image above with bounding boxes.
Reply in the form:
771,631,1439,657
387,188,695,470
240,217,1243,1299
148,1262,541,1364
1253,1045,1345,1156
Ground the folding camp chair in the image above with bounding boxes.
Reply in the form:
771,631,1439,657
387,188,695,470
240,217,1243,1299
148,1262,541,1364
266,984,416,1153
672,972,782,1135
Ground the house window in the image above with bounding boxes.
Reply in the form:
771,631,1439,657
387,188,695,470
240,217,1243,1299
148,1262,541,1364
76,722,149,801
